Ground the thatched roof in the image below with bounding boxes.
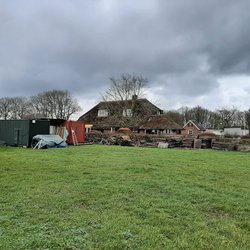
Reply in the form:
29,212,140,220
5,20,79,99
97,98,162,111
78,98,163,130
139,115,182,130
183,120,206,131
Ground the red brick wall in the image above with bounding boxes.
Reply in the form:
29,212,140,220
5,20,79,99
182,123,202,137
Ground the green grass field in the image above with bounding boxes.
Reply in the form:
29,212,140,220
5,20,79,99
0,145,250,249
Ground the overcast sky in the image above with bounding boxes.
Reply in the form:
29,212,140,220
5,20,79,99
1,0,250,118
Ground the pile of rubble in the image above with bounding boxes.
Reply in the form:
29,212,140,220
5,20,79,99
211,141,236,151
100,135,133,146
86,131,250,151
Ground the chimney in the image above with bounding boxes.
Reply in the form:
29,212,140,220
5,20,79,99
132,94,138,100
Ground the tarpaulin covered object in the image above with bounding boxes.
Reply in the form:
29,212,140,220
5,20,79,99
32,134,67,149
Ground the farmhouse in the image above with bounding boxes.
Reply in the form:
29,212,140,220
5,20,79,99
78,96,163,132
182,120,205,137
139,115,182,134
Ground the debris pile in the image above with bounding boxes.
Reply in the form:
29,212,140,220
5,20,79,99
181,138,194,148
235,144,250,152
211,141,236,151
201,138,212,149
86,130,250,151
193,139,202,149
167,138,182,148
100,134,133,146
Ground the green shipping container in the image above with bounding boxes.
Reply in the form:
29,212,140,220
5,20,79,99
0,120,50,147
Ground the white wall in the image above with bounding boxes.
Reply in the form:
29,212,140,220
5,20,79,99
223,128,249,136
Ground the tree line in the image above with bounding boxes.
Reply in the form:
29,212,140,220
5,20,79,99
1,73,250,130
102,73,250,130
164,105,250,130
0,90,81,120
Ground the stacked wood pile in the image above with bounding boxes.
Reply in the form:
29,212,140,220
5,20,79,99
86,131,108,143
181,138,194,148
143,142,159,148
235,138,250,152
150,137,168,143
210,137,250,151
201,138,212,149
100,135,133,146
211,141,236,151
86,131,250,151
166,138,182,148
235,144,250,152
194,139,202,149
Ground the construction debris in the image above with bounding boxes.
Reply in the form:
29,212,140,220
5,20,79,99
194,139,202,149
158,142,169,149
167,138,182,148
181,138,194,148
99,134,133,146
86,131,250,151
211,141,236,151
235,144,250,152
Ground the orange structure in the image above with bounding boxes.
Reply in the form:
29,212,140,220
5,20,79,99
64,121,85,144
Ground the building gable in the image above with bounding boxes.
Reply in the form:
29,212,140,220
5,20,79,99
183,120,205,131
182,120,205,137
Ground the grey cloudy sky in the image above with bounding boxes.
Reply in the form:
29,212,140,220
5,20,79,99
1,0,250,117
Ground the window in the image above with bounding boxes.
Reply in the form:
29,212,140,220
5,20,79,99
188,130,193,135
123,109,132,117
98,109,108,117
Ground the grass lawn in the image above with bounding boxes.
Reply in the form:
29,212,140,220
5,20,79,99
0,145,250,249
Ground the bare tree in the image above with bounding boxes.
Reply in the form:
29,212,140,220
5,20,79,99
0,97,12,119
102,73,149,118
188,106,211,128
177,106,192,124
170,106,212,128
9,97,30,119
30,93,50,118
233,110,246,128
216,107,238,128
31,90,81,120
208,111,221,129
164,110,184,126
165,105,250,130
0,97,31,119
99,73,163,129
104,73,148,102
245,109,250,131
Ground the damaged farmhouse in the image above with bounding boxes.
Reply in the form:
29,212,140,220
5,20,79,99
78,95,182,135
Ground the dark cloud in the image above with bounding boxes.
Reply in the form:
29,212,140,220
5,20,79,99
0,0,250,113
